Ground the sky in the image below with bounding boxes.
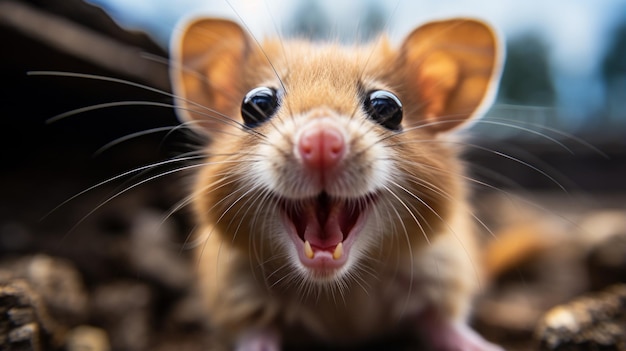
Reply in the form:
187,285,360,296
85,0,626,50
86,0,626,138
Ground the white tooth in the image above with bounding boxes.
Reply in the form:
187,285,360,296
332,242,343,260
304,240,314,259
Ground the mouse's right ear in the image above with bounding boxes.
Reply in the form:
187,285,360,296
170,18,249,134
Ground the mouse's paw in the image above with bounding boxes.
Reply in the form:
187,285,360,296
420,319,504,351
433,323,503,351
235,328,281,351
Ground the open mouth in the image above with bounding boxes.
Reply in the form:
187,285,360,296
280,192,375,273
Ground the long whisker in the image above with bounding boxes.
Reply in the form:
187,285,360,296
61,162,216,238
385,138,568,192
219,3,313,158
470,120,573,154
28,71,269,139
65,156,257,243
483,116,609,158
389,179,482,289
141,51,254,112
93,125,178,156
249,189,276,258
223,0,286,94
183,173,255,255
457,141,567,192
262,0,288,63
45,101,176,124
399,113,607,161
246,189,277,289
397,156,586,241
28,70,179,102
396,169,497,241
384,192,415,321
179,223,202,252
386,116,574,155
40,153,206,221
159,167,248,228
356,0,401,78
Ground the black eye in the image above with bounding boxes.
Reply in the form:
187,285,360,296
241,87,279,128
364,90,403,130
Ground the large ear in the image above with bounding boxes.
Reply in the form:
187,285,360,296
398,19,503,132
169,18,249,133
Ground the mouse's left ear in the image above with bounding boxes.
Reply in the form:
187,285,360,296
397,19,503,133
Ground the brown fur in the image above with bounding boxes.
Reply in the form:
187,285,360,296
170,17,502,348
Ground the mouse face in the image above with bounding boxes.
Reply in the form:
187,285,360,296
169,17,505,351
234,46,429,283
170,19,501,287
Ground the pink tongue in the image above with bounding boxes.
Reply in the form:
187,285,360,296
302,201,343,249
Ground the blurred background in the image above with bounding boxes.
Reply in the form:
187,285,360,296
2,0,625,193
89,0,626,143
0,0,625,350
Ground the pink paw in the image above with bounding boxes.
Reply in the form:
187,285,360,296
236,328,281,351
421,319,504,351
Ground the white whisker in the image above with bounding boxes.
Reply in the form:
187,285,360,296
40,154,206,221
93,125,178,156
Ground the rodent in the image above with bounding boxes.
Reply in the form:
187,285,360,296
169,16,504,351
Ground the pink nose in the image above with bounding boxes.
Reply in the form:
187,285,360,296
298,124,345,170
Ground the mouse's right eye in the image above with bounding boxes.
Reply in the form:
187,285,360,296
241,87,279,128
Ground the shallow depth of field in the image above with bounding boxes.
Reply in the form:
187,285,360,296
1,0,625,350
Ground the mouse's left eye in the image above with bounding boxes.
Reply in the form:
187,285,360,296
241,87,279,128
364,90,403,131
